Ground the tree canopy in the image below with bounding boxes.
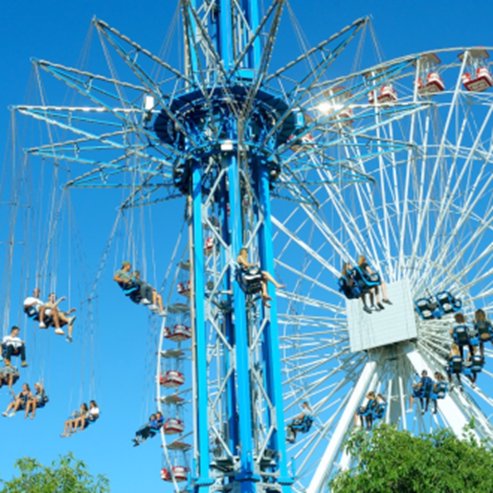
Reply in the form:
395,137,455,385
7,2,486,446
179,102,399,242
331,424,493,493
0,453,109,493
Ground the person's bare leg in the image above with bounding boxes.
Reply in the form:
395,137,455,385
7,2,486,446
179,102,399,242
52,308,62,329
156,294,164,312
261,281,271,307
261,281,271,299
374,286,382,304
381,282,388,300
262,271,285,290
3,402,13,415
75,416,85,432
39,306,46,325
152,290,159,306
63,419,72,436
31,400,38,419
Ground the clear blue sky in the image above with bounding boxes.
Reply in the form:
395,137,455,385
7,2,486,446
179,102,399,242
0,1,492,492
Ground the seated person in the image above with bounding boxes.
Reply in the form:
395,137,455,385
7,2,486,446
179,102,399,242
286,401,313,443
61,400,99,437
85,400,100,427
2,326,28,367
62,403,88,437
340,262,373,313
416,370,433,415
474,309,493,357
132,411,164,446
446,343,463,390
43,293,77,342
370,394,387,429
449,313,474,360
431,372,448,414
114,261,141,297
23,288,46,322
2,383,32,417
357,255,392,311
355,391,377,430
237,248,284,307
24,382,48,419
372,394,387,424
0,365,19,389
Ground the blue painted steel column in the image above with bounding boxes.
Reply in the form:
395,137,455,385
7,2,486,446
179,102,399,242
191,162,213,492
219,0,233,68
219,182,239,455
257,165,293,490
243,0,262,67
226,152,259,492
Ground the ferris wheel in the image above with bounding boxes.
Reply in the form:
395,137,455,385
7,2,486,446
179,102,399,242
11,0,493,492
274,47,493,491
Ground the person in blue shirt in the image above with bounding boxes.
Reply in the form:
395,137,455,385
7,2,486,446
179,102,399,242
132,411,164,446
449,313,473,360
446,343,463,390
286,402,313,443
431,371,448,414
355,391,377,430
417,370,434,415
473,309,493,357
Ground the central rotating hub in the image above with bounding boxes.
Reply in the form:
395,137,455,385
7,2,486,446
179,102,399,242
153,86,298,193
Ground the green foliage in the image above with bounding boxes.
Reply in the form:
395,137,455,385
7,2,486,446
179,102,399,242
0,453,110,493
331,424,493,493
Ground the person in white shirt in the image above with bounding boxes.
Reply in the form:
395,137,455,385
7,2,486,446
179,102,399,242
2,326,28,367
23,288,46,324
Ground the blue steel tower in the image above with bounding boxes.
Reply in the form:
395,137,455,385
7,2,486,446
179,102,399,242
154,2,296,491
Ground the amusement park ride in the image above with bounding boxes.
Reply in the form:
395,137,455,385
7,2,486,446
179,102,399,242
9,1,493,492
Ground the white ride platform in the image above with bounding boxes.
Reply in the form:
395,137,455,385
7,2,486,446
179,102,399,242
347,279,417,352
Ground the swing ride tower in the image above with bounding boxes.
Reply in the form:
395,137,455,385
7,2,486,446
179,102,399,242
158,1,297,491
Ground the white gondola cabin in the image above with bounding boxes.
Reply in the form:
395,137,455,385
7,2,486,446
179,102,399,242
160,370,185,388
161,466,189,482
460,49,493,92
417,53,445,95
164,324,192,342
177,280,191,296
164,417,185,434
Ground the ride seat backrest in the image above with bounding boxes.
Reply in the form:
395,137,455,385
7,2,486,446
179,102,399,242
450,356,462,372
338,276,361,299
358,399,377,416
373,402,387,419
353,266,380,288
292,415,313,433
471,355,484,371
24,306,39,319
475,320,492,339
123,284,139,296
453,325,470,344
437,291,462,313
434,381,448,398
421,377,433,395
237,266,263,295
